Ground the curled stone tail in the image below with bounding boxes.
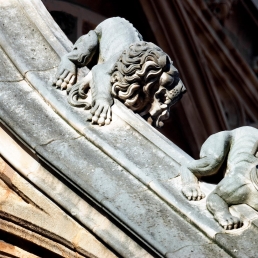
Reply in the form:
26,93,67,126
68,84,91,109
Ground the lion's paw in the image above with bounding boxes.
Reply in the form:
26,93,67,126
215,213,243,230
182,184,205,201
53,57,77,92
54,70,76,91
87,99,112,126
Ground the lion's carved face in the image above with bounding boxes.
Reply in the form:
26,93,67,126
111,41,186,127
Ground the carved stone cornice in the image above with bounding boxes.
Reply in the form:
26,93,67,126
1,0,258,257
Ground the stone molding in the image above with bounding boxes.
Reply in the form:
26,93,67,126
0,0,258,257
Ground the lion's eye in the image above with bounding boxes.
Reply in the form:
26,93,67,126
166,77,179,90
167,65,179,77
160,73,174,88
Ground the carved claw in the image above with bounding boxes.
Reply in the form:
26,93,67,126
215,214,243,230
182,184,205,201
53,56,77,91
89,99,112,126
86,113,93,121
54,71,76,91
105,108,111,125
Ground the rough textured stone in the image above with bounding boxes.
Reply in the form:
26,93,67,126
0,127,151,258
0,0,59,73
166,243,231,258
0,46,23,82
0,80,80,149
0,76,231,256
19,0,73,55
215,220,258,258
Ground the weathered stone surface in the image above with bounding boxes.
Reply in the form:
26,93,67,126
166,243,231,258
84,118,179,182
0,75,229,256
0,125,231,257
0,0,59,74
0,46,23,82
33,132,219,255
18,0,73,55
0,80,80,149
0,127,152,258
25,70,183,185
102,187,212,255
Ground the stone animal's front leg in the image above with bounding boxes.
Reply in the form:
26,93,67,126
87,63,114,126
53,54,77,91
207,192,242,230
88,98,112,126
53,31,98,92
181,156,222,201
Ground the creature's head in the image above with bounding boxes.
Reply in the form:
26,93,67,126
69,30,98,66
111,41,186,127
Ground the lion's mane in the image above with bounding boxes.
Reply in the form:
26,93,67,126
111,41,170,112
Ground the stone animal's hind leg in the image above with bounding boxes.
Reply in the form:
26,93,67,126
181,131,231,201
181,165,205,201
206,173,253,229
207,192,242,230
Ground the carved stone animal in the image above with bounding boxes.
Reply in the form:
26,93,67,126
53,17,186,127
181,126,258,230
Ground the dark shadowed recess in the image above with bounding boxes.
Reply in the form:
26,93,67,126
50,11,78,43
0,230,64,258
60,0,157,43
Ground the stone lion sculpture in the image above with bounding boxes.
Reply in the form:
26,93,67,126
53,17,186,127
181,126,258,230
